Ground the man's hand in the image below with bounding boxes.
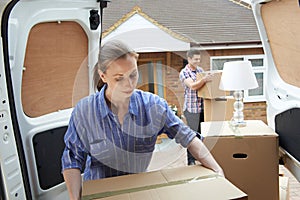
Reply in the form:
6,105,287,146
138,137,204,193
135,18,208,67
203,73,214,83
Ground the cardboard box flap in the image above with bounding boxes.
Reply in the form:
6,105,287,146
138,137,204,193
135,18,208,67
152,177,247,200
160,164,216,182
201,120,278,137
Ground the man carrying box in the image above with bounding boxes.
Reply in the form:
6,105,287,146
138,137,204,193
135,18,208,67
179,49,214,165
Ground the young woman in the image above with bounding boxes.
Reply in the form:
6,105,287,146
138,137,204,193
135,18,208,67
61,40,224,200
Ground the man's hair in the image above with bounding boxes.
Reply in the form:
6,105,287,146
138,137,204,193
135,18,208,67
186,48,201,59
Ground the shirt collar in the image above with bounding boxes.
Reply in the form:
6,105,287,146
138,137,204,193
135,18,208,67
187,64,196,72
128,91,139,116
186,64,202,73
98,85,139,118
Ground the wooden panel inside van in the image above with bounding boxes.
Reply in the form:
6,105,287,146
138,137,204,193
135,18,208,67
22,21,89,117
261,0,300,88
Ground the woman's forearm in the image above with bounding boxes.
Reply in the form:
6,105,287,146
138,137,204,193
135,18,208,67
63,168,82,200
187,137,224,176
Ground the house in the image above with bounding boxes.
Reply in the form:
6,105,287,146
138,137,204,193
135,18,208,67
102,0,267,122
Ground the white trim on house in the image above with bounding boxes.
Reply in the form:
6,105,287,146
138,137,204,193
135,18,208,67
103,14,190,52
193,43,263,50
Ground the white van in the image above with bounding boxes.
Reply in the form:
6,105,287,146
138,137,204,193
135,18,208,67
0,0,105,199
0,0,299,199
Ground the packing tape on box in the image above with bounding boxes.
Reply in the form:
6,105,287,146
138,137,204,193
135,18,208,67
82,174,219,200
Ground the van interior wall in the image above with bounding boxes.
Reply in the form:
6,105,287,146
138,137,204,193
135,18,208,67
261,0,300,88
22,21,89,117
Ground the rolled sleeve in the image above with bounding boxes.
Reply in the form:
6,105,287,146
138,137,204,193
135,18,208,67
162,100,197,148
173,124,197,148
61,116,86,173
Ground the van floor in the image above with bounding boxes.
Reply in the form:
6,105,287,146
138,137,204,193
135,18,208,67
148,138,300,200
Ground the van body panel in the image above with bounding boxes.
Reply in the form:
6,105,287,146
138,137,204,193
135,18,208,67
1,0,100,199
252,0,300,181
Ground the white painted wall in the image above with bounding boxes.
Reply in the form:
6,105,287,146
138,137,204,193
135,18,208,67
103,14,190,52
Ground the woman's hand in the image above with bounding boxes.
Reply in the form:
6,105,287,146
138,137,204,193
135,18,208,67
187,137,225,177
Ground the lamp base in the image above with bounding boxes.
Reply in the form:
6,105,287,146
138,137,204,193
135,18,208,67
230,120,247,127
231,90,246,127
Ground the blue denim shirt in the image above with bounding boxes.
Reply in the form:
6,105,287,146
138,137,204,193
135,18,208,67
61,85,197,180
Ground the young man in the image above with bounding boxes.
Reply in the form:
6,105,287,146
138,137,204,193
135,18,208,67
179,49,214,165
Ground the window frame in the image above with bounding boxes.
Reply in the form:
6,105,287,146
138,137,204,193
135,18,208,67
210,54,266,102
137,58,166,98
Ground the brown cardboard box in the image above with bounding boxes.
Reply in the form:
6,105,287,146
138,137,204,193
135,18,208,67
197,71,228,99
82,165,247,200
204,96,235,121
201,120,279,200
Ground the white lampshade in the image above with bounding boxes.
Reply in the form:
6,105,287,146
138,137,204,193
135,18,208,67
219,61,259,91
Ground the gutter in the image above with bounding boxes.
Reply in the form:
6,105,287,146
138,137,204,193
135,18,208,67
191,41,262,50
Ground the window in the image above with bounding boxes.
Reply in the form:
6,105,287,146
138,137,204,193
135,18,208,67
137,60,165,98
211,55,266,102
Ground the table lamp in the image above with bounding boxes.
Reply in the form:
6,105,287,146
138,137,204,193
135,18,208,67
219,60,258,126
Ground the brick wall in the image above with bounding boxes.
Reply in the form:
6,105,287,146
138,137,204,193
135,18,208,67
165,52,185,116
244,101,267,124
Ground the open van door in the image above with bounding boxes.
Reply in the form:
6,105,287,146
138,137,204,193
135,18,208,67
0,0,102,199
252,0,300,181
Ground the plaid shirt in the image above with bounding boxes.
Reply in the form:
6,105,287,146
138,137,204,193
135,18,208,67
179,65,204,113
61,85,197,180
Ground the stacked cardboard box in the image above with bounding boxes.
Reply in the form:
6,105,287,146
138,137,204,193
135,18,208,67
203,97,235,121
201,120,279,200
196,71,233,121
82,165,247,200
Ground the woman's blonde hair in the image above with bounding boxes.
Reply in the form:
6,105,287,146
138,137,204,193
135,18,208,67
93,40,139,91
